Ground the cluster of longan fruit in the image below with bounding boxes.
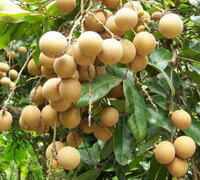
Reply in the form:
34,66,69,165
155,110,196,178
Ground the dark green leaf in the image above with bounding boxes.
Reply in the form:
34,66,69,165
182,71,200,87
151,95,168,110
100,139,113,160
74,169,101,180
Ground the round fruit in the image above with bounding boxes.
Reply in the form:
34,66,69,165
80,118,94,134
66,131,83,148
100,107,119,127
42,105,57,126
0,62,10,72
154,141,175,164
41,66,57,79
115,8,138,31
123,1,143,11
71,70,79,79
109,84,124,99
0,71,6,78
51,159,58,169
42,78,61,101
39,31,68,58
60,106,81,129
104,9,113,19
93,124,113,141
39,53,55,69
98,39,123,65
46,141,65,159
72,43,96,67
54,54,77,78
133,31,156,56
18,46,27,54
9,69,18,79
105,16,124,37
0,110,13,132
84,11,106,32
159,13,183,38
119,39,136,64
27,59,41,76
30,86,46,105
55,0,76,13
174,136,196,159
136,11,151,27
6,51,15,59
96,66,107,76
167,157,188,177
129,55,148,72
59,78,82,102
57,146,81,170
21,105,41,128
78,31,103,57
9,82,15,91
152,11,162,21
171,110,191,130
35,120,50,135
50,99,71,112
103,0,120,9
137,25,145,32
0,77,11,87
78,64,96,82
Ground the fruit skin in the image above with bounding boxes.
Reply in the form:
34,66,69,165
30,86,46,105
0,110,13,132
123,1,143,11
54,54,77,78
51,159,58,169
119,39,136,64
6,51,15,59
55,0,76,13
167,157,188,177
35,120,50,135
136,11,151,27
129,55,148,72
9,82,15,91
159,13,183,39
109,84,124,99
21,105,41,128
78,64,96,82
50,99,71,112
100,107,119,127
0,71,6,78
155,141,175,164
71,70,80,79
133,31,156,56
46,141,65,160
115,8,138,31
18,46,27,54
27,59,41,76
59,78,82,102
93,124,113,141
41,66,57,79
171,110,191,130
78,31,103,57
96,66,107,76
103,0,120,9
39,31,68,58
42,105,58,126
66,131,83,148
0,77,11,87
57,146,81,170
39,53,55,69
98,39,123,65
0,62,10,72
174,136,196,159
152,11,162,21
42,78,61,102
60,107,81,129
80,118,94,134
9,69,18,79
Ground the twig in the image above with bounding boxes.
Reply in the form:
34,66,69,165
88,66,93,127
177,56,200,64
191,157,198,180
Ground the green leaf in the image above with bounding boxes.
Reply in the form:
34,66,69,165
100,139,113,160
146,82,168,98
123,79,147,142
149,48,172,70
74,74,122,107
151,95,168,110
182,71,200,87
113,117,133,165
74,169,101,180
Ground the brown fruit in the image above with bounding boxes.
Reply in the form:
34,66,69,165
60,106,81,129
59,78,82,102
41,105,58,126
80,118,94,134
115,8,138,31
54,54,77,78
18,46,27,54
42,78,61,101
104,9,113,19
96,66,107,76
98,39,123,65
84,11,106,32
0,71,6,78
50,99,71,112
78,64,96,82
57,146,81,170
21,105,41,128
6,51,15,59
0,62,10,72
152,11,162,21
123,1,143,11
137,25,145,32
171,110,191,130
35,120,50,135
174,136,196,159
39,31,68,58
51,159,58,169
30,86,46,105
41,66,57,79
129,54,148,72
71,70,80,79
9,69,18,79
136,11,151,27
0,77,11,87
119,39,136,64
0,110,13,132
109,84,124,99
9,82,15,91
66,131,83,148
100,107,119,127
55,0,76,13
78,31,103,57
154,141,175,164
46,141,65,159
39,53,55,69
103,0,120,9
27,59,41,76
133,31,156,56
159,13,183,39
167,157,188,177
93,124,113,141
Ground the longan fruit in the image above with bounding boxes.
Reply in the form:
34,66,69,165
30,86,46,105
9,69,18,79
50,99,71,112
18,46,27,54
96,66,107,76
103,0,120,9
71,70,80,79
0,77,11,87
79,118,94,134
123,1,143,11
0,71,6,78
136,11,151,27
6,51,15,59
78,64,96,82
109,84,124,99
0,62,10,72
137,25,145,32
35,120,50,135
41,105,58,126
152,11,162,21
39,53,55,69
129,54,148,72
9,82,15,91
46,141,65,160
51,159,59,169
66,131,83,148
41,66,57,79
104,9,113,19
0,110,13,132
93,124,113,141
55,0,76,13
27,59,41,76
